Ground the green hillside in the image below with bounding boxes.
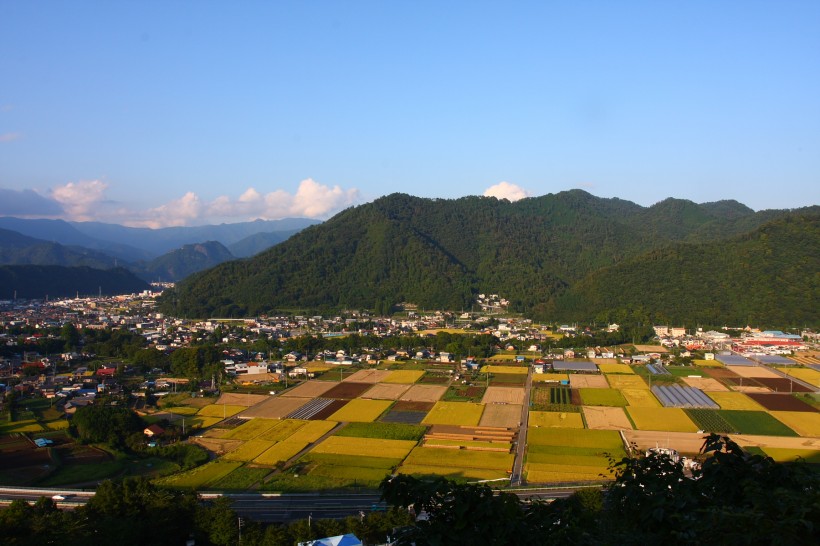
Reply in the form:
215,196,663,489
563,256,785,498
0,265,151,299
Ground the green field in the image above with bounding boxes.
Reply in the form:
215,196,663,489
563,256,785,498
335,422,427,441
718,410,799,437
527,428,625,451
311,436,417,459
684,409,735,433
210,466,271,490
579,388,628,407
156,460,243,489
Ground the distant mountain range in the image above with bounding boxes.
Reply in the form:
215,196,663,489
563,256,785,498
0,265,150,300
0,217,318,285
160,191,819,326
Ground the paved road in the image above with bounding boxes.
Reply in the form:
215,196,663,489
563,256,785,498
510,367,533,486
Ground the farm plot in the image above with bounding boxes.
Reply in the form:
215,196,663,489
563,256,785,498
192,437,243,455
286,398,338,420
422,401,484,426
157,460,242,489
482,365,528,374
312,436,417,459
759,448,820,464
482,386,525,405
625,407,699,432
718,410,798,436
525,440,616,483
399,446,513,480
530,386,581,412
703,367,741,380
381,401,433,425
582,406,632,430
335,422,427,441
323,382,374,399
223,439,276,462
569,375,609,389
198,404,246,418
621,388,660,407
681,376,729,392
253,441,309,466
360,383,410,400
216,393,269,406
210,466,271,490
479,404,522,428
776,367,820,387
490,374,527,386
400,384,448,402
731,366,781,379
579,388,628,407
528,427,625,450
224,418,281,440
606,375,648,389
598,363,635,374
532,373,570,383
769,411,820,437
652,385,717,408
301,400,349,421
753,378,813,393
240,397,312,419
165,406,199,416
258,419,310,442
327,399,393,422
343,369,391,383
693,359,725,367
383,370,425,384
706,391,766,410
684,409,734,433
443,385,486,402
529,411,584,429
746,393,818,412
281,381,338,398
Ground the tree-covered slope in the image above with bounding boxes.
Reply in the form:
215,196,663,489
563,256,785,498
545,212,820,326
0,228,121,269
0,265,151,299
138,241,235,282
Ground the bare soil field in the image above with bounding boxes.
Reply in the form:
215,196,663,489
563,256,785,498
681,377,729,392
482,386,526,404
703,368,741,380
754,378,813,393
240,397,312,419
582,406,633,430
731,385,771,393
216,393,270,406
633,345,667,353
730,366,781,379
393,401,436,412
569,375,609,388
280,380,338,398
400,384,448,402
746,393,819,412
193,437,243,455
480,404,522,428
309,400,349,420
343,369,392,383
323,382,374,399
360,383,411,400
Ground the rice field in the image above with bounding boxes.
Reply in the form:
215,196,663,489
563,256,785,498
422,401,484,426
286,420,337,443
684,409,735,433
311,436,417,459
776,367,820,387
479,404,522,428
258,419,308,442
598,363,635,374
768,411,820,437
759,447,820,464
383,370,425,384
532,373,570,383
402,445,514,471
254,441,309,465
582,406,633,430
327,399,393,422
705,392,766,411
693,359,724,367
579,388,628,407
482,365,529,375
223,439,277,462
335,422,427,441
620,388,660,407
224,418,281,440
197,404,246,418
606,375,648,389
529,411,584,429
718,410,798,437
156,460,242,489
397,464,510,481
625,407,699,432
527,428,625,450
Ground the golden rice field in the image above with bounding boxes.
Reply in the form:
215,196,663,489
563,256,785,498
397,464,509,481
759,447,820,464
529,411,584,429
327,399,393,422
482,365,529,374
157,461,243,489
625,407,699,432
311,436,417,459
620,388,661,407
0,420,44,433
532,373,569,383
197,404,246,418
769,411,820,437
382,370,425,384
775,367,820,387
693,359,724,367
528,428,624,450
254,441,309,465
525,468,611,483
597,363,635,374
258,419,308,442
705,391,766,411
606,375,649,389
403,445,514,471
224,418,281,440
304,363,333,372
425,438,512,451
422,401,484,426
223,439,275,462
286,420,337,443
189,416,226,429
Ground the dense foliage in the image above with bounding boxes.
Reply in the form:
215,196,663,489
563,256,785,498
71,402,145,447
0,265,150,299
138,241,235,282
162,191,817,325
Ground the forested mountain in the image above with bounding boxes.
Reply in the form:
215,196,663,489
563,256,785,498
162,191,817,323
0,265,150,299
138,241,235,282
0,228,120,269
228,229,302,258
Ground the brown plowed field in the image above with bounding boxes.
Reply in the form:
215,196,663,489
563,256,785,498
280,380,338,398
704,368,741,379
754,378,813,393
479,404,522,428
343,369,392,383
361,383,411,400
569,375,609,388
482,387,525,405
732,385,771,393
746,393,818,412
393,401,436,412
216,393,269,406
309,400,349,420
240,397,312,419
323,382,374,399
400,384,447,402
570,389,583,405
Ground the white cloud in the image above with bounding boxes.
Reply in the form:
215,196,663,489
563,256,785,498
50,180,109,221
483,181,530,202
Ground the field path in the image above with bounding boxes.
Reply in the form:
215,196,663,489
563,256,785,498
511,367,532,486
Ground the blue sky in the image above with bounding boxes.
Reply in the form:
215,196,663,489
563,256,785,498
1,1,819,227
